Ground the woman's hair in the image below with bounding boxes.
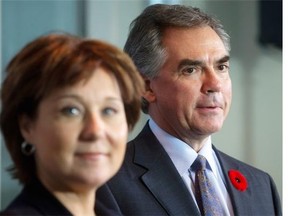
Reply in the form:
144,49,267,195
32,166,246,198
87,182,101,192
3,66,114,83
0,33,144,184
124,4,230,113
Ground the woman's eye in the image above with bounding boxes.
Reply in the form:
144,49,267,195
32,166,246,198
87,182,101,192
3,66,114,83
61,107,81,116
102,107,117,116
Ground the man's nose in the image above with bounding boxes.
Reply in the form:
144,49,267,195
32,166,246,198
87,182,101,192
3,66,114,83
201,68,222,94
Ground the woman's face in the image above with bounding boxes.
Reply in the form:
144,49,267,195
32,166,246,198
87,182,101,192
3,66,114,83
20,67,128,192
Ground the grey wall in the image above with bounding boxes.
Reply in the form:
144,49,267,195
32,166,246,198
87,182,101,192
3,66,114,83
86,0,282,202
0,0,85,209
1,0,282,210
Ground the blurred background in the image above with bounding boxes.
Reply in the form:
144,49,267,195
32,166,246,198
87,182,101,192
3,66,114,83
0,0,282,210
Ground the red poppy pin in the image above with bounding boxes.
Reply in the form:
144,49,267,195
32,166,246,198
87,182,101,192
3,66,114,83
228,170,248,191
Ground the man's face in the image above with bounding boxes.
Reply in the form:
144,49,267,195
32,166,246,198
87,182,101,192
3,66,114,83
145,26,232,143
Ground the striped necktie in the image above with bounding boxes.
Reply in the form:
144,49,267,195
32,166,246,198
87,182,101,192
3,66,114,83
191,155,224,216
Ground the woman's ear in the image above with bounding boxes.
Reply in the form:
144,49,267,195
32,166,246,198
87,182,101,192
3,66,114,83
18,115,34,143
142,78,156,103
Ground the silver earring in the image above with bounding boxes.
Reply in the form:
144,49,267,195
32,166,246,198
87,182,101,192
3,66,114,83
21,141,35,156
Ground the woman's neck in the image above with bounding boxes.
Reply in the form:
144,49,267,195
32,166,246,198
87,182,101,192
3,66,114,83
53,189,97,216
38,174,98,216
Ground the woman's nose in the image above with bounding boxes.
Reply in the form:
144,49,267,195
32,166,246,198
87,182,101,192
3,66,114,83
80,113,105,141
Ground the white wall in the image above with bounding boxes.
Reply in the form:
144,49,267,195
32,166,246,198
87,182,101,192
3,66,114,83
198,1,282,200
86,1,148,48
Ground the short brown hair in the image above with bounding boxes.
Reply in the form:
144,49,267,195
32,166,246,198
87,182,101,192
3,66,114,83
0,33,144,184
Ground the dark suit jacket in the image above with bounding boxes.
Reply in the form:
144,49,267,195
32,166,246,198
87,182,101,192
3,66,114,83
96,122,282,216
0,179,72,216
0,179,116,216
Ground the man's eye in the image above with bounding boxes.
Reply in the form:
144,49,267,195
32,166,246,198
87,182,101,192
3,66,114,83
61,107,81,116
218,64,229,72
183,67,197,74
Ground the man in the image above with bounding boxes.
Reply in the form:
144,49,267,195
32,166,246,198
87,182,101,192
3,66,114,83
96,4,281,216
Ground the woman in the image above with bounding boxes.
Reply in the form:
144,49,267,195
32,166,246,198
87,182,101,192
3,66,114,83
0,33,144,215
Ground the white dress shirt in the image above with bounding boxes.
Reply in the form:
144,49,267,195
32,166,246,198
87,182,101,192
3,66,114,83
149,119,234,216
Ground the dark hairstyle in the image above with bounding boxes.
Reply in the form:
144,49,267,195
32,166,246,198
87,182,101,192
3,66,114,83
124,4,230,113
0,33,144,184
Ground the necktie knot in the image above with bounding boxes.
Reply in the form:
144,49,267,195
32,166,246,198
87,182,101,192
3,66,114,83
191,154,208,172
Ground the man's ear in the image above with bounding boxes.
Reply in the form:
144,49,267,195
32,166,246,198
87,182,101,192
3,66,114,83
18,114,34,143
142,77,156,103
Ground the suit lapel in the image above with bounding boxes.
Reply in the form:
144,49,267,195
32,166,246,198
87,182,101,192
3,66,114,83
213,146,253,216
133,123,200,216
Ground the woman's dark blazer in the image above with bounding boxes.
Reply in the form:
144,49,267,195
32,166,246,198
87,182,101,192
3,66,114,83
0,179,117,216
0,179,72,216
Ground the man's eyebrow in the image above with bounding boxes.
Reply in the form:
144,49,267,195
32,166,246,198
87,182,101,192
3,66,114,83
178,55,230,70
178,59,203,70
178,56,230,70
217,55,230,64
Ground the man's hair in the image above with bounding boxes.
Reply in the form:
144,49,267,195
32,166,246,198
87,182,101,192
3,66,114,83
124,4,230,113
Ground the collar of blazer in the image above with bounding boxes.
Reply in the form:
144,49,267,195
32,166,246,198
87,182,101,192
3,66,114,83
131,122,201,216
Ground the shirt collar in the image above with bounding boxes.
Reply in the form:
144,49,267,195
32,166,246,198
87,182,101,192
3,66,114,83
198,138,218,174
149,119,217,176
